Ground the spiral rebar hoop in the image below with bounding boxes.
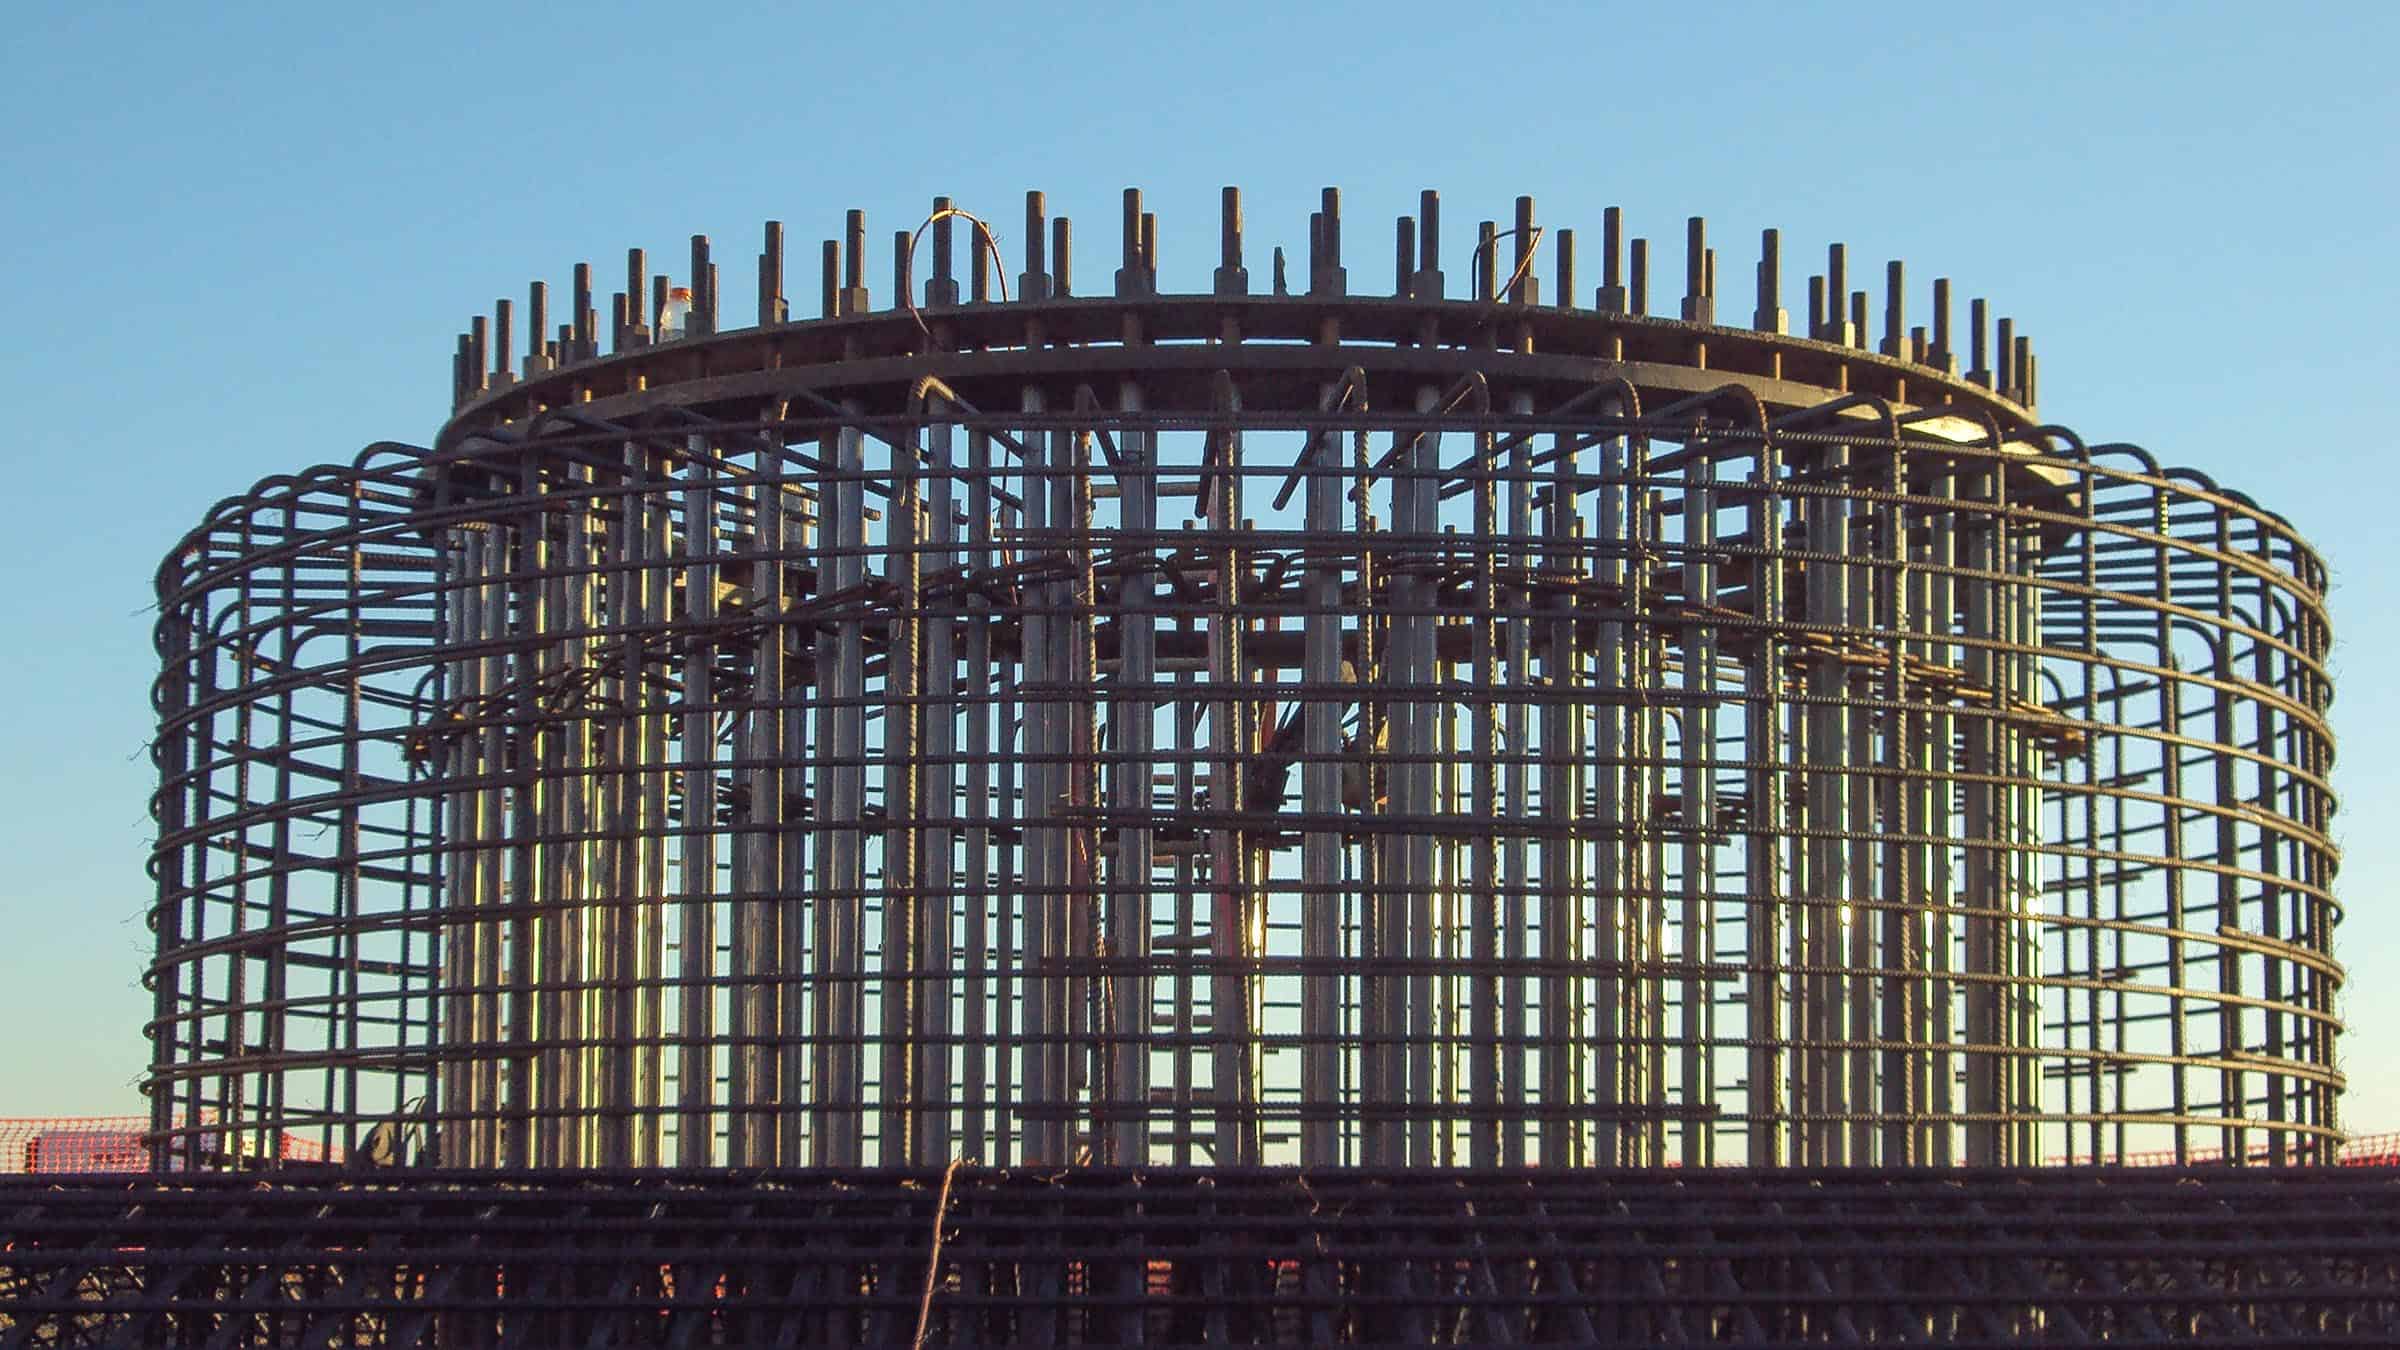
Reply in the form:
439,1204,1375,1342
145,188,2339,1174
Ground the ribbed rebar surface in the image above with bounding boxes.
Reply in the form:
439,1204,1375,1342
146,189,2339,1175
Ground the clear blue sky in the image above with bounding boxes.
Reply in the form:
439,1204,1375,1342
4,1,2395,1132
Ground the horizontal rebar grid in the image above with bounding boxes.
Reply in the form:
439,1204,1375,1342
6,1168,2398,1345
148,190,2339,1177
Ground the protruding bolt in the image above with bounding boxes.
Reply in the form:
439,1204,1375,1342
1754,229,1786,334
1881,260,1906,357
1215,187,1248,296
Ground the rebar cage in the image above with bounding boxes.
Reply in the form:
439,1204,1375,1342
146,188,2340,1174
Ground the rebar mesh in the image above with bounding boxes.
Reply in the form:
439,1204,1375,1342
10,1169,2400,1345
144,190,2339,1174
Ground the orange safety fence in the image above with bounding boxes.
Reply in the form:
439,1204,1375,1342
0,1114,340,1173
2046,1130,2400,1167
3,1115,2392,1173
2342,1131,2400,1166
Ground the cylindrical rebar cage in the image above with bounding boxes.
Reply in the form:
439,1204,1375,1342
146,189,2340,1172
